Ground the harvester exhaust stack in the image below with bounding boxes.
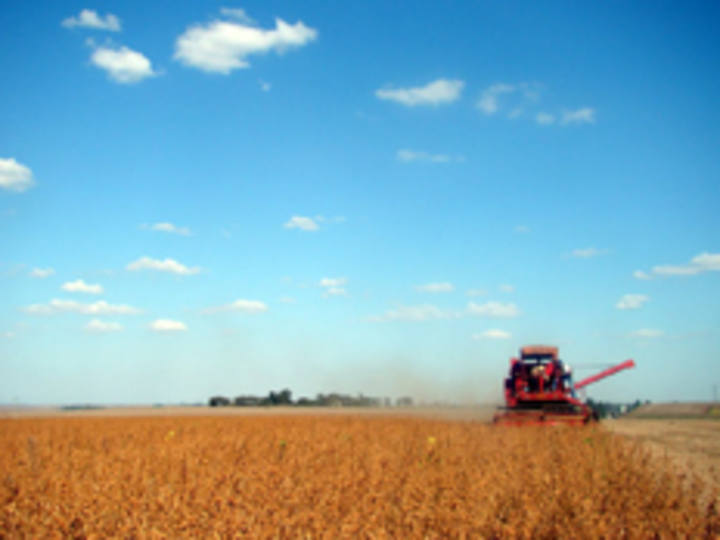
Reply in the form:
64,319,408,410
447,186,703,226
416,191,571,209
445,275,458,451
492,345,635,426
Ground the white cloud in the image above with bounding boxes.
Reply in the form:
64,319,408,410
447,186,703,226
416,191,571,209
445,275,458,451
146,222,191,236
375,79,464,107
535,112,556,125
0,158,35,192
571,247,606,258
369,304,457,322
259,79,271,92
467,301,520,318
415,282,454,293
85,319,123,333
638,252,720,278
174,14,317,74
24,299,141,316
616,294,650,310
466,289,486,297
219,7,255,24
284,216,319,231
630,328,663,338
91,45,156,84
396,149,464,163
473,329,512,340
499,284,515,293
561,107,596,125
30,267,54,278
476,83,515,115
62,9,121,31
150,319,188,332
126,256,200,275
320,277,346,288
204,298,269,314
324,287,347,297
61,279,103,295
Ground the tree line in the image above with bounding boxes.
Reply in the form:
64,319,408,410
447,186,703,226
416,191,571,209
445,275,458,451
208,389,414,408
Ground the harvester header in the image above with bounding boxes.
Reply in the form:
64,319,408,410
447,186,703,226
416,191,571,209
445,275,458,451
493,345,635,426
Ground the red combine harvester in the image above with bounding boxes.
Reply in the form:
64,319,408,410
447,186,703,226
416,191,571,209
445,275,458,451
493,345,635,426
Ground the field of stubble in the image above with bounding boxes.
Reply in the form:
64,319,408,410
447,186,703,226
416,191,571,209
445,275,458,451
1,414,718,538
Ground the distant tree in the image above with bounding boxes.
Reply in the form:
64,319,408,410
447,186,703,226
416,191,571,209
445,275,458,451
396,396,413,407
209,396,230,407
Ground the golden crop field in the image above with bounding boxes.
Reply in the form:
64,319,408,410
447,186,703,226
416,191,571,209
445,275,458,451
1,414,718,538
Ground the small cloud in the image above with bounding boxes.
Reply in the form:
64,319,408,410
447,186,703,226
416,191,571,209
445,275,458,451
0,158,35,192
219,7,256,24
24,299,141,316
174,12,317,74
62,9,121,31
466,289,486,297
91,45,156,84
415,282,454,293
514,225,530,233
85,319,123,333
637,252,720,278
571,247,606,258
476,83,515,115
508,108,523,119
375,79,464,107
324,287,347,297
30,267,55,278
284,216,319,231
279,296,296,304
499,284,514,293
144,222,191,236
259,79,271,92
3,331,15,339
473,329,511,340
61,279,103,295
150,319,188,332
535,112,556,125
369,304,457,322
126,256,200,275
561,107,596,125
467,301,520,318
396,149,464,163
616,294,650,310
629,328,663,338
203,299,269,314
319,277,347,288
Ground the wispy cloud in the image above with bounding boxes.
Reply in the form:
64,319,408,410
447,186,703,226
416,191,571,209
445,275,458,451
535,112,556,125
476,83,515,115
472,329,511,340
62,9,121,31
369,304,458,322
499,284,515,293
629,328,663,338
0,158,35,192
203,299,269,314
571,247,607,258
174,11,317,74
24,299,141,315
636,252,720,279
396,149,464,163
219,7,255,24
144,222,191,236
466,289,487,297
85,319,123,333
415,282,454,293
61,279,104,295
320,277,347,297
514,225,530,233
91,45,156,84
467,301,520,318
375,79,464,107
616,294,650,310
284,216,319,231
30,267,54,278
126,257,201,275
150,319,188,332
561,107,596,125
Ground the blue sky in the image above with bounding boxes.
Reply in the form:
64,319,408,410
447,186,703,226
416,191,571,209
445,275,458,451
1,1,719,404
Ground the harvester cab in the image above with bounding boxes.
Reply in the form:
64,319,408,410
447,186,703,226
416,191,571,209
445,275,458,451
493,345,635,426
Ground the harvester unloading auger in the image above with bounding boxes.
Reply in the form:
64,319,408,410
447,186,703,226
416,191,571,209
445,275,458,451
493,345,635,426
